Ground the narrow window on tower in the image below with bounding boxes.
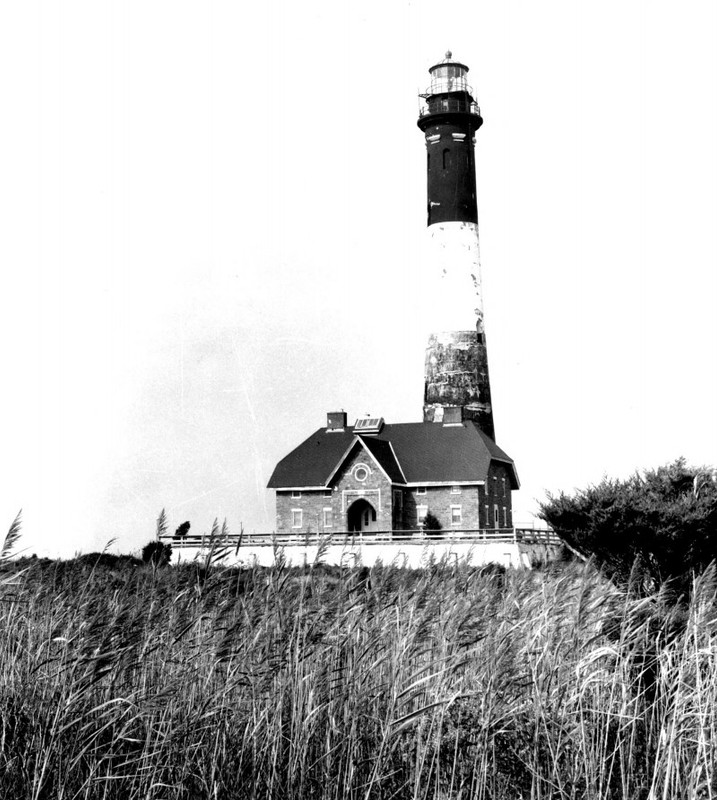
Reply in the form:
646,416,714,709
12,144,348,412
442,148,451,169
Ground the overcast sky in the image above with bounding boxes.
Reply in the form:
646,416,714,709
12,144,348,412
2,1,716,557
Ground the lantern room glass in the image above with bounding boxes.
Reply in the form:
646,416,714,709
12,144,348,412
429,64,469,95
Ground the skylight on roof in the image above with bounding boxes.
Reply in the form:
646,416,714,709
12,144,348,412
354,416,384,434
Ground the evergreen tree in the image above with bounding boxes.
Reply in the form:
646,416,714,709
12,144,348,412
539,459,717,593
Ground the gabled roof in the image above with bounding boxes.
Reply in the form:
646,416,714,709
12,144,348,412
360,436,406,484
267,421,518,490
322,436,404,487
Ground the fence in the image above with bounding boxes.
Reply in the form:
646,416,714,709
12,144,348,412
162,527,560,549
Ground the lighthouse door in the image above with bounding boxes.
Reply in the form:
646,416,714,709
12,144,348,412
347,499,378,534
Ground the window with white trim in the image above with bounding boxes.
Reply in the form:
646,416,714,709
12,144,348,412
291,509,302,528
417,505,428,526
354,464,370,482
494,505,500,528
451,505,462,525
416,487,427,495
291,491,301,498
484,504,490,527
323,489,332,498
451,485,461,494
323,508,333,528
502,506,507,528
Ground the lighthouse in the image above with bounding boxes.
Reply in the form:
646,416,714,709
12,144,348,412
266,50,521,546
417,52,495,441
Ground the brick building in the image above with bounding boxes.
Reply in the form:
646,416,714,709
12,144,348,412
267,411,518,534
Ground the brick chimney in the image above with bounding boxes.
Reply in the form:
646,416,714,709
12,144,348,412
442,406,464,425
326,411,347,431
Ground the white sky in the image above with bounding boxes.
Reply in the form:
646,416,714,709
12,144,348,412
2,1,716,557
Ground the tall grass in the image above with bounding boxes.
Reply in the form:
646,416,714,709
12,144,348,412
0,549,715,798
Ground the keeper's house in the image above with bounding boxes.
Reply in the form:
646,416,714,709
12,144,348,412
267,411,518,535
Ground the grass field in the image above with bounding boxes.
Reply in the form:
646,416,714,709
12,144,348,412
1,549,715,799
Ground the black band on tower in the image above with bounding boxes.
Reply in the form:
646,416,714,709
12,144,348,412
419,114,481,225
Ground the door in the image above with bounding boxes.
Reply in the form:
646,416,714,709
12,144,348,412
347,498,378,534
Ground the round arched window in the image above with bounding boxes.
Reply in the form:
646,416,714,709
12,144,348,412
354,464,369,482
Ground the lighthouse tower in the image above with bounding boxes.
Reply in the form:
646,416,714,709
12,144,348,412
417,52,495,441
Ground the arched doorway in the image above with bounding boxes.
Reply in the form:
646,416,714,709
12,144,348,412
347,498,378,534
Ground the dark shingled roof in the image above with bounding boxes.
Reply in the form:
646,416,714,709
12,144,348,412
267,421,518,489
358,436,406,483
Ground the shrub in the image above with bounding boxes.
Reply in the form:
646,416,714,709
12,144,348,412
141,540,172,567
423,511,443,537
75,552,142,569
539,459,717,594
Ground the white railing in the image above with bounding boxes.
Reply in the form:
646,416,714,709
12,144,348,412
423,78,475,97
162,528,560,549
418,98,480,118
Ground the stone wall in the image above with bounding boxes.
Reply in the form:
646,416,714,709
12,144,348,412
276,490,333,534
170,540,562,570
275,442,395,533
333,446,393,531
403,484,481,530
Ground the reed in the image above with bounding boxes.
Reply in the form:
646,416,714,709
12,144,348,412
0,549,715,798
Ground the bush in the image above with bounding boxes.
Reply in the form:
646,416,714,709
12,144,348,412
423,511,443,537
76,553,142,570
539,459,717,594
141,540,172,567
